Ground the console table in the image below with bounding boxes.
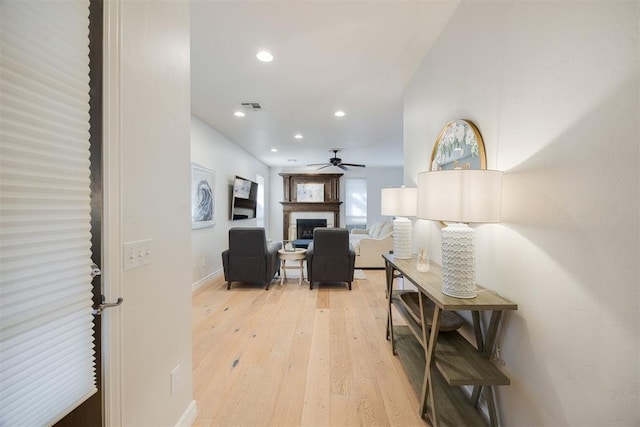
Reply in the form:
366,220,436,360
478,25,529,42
383,254,517,426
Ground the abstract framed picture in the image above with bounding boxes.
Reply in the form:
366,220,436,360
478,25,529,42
296,183,324,202
191,163,215,229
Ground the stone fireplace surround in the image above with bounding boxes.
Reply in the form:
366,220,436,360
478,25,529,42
289,213,333,241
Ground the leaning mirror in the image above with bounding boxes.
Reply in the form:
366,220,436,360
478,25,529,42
430,119,487,171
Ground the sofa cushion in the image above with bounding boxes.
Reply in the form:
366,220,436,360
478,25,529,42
349,233,367,243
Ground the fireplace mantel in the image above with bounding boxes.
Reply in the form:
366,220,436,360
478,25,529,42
279,173,343,240
281,201,342,210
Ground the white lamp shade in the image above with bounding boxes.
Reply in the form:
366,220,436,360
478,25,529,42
381,187,417,217
417,170,503,223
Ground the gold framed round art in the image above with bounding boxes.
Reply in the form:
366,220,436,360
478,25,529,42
429,119,487,171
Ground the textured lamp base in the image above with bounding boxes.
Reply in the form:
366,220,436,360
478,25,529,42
441,223,476,298
392,217,412,259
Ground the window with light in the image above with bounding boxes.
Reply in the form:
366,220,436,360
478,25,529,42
345,178,367,230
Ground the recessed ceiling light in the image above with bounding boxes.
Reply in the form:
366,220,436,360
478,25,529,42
288,159,297,162
294,134,303,139
234,111,245,117
334,110,346,117
270,148,278,152
256,51,273,62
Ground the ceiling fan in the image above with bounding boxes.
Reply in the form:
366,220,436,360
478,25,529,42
308,149,366,171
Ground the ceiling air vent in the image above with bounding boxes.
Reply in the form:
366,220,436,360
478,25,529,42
241,102,263,111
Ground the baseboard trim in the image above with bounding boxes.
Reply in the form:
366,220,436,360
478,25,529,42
191,269,223,291
175,400,198,427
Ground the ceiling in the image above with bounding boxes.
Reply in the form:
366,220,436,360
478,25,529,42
190,1,459,170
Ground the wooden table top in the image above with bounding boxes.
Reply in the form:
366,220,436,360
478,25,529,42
279,248,307,259
383,253,517,311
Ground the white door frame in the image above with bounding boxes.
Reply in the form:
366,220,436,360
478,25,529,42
102,0,124,425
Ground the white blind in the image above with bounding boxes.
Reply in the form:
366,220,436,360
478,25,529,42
0,0,96,425
345,178,367,227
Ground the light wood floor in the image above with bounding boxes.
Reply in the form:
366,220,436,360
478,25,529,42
192,270,427,427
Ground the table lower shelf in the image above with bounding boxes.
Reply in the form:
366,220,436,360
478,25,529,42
393,326,488,427
391,295,510,386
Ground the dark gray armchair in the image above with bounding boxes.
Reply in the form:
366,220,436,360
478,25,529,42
306,228,355,290
222,227,282,290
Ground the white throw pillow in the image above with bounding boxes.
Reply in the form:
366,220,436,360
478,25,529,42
378,221,393,238
369,221,383,238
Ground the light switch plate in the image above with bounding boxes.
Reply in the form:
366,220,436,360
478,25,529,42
123,239,152,270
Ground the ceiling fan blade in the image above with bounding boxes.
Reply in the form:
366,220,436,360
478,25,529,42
309,150,362,172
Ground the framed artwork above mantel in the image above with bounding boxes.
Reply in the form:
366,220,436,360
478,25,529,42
296,183,324,202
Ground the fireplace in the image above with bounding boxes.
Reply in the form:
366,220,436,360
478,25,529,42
297,219,327,240
280,173,343,242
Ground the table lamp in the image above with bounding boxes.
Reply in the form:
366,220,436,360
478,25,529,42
417,170,503,298
381,186,417,259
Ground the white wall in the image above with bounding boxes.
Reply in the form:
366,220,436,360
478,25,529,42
116,1,194,425
190,116,271,286
404,1,639,425
269,166,403,241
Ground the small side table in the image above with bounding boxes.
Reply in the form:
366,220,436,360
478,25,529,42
278,248,307,286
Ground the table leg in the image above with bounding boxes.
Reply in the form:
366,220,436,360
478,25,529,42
298,258,303,286
420,293,442,424
483,311,503,358
472,311,484,353
280,259,286,286
470,311,503,425
385,261,396,350
471,311,484,408
485,385,499,427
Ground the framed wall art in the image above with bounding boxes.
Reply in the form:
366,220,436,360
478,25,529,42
430,119,487,171
191,163,215,229
296,183,324,202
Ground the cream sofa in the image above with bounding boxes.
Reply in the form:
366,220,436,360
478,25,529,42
349,220,394,268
